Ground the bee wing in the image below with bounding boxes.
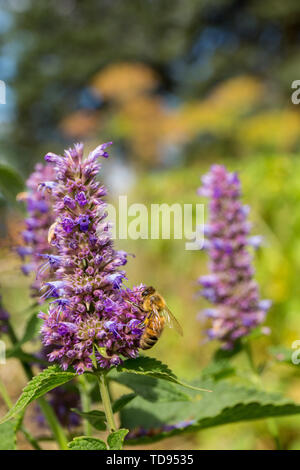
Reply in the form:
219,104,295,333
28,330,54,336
151,305,164,329
161,306,183,336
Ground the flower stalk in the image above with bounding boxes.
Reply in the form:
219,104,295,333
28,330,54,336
97,372,116,432
37,398,69,450
244,342,281,450
78,375,92,436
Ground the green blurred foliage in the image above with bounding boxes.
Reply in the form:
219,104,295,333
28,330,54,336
2,0,300,170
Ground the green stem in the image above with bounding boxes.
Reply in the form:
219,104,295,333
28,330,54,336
97,372,116,432
244,342,282,450
78,375,92,436
37,398,68,450
6,319,68,450
244,342,261,386
0,376,41,450
20,427,42,451
0,376,12,408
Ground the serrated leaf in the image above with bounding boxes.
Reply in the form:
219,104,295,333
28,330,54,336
8,312,42,355
0,366,76,424
21,312,42,344
71,409,106,431
111,373,190,403
113,356,210,392
0,164,24,205
115,356,176,380
107,429,128,450
68,436,107,450
112,393,136,414
121,395,196,430
0,421,16,450
123,380,300,445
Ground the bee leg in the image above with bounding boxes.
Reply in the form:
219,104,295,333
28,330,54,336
124,299,146,313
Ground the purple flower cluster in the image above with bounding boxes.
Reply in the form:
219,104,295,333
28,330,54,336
17,163,56,297
39,142,145,373
17,164,82,428
198,165,271,349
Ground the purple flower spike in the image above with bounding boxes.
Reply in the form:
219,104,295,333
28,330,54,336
17,163,56,298
198,165,271,349
40,142,145,374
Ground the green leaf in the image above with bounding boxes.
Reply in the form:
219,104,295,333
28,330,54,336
0,421,16,450
242,327,270,342
71,409,106,431
201,360,235,381
214,342,242,361
112,393,137,414
8,312,42,355
68,436,107,450
0,164,24,205
111,373,190,402
113,356,211,392
115,356,176,380
123,380,300,445
14,410,25,433
21,312,42,344
90,381,101,403
5,349,47,365
120,395,196,430
107,429,129,450
0,366,76,424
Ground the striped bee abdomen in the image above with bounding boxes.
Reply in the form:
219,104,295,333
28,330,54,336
139,323,163,350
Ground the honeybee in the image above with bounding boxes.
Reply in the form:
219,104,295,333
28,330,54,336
16,192,28,202
48,221,58,244
134,286,183,350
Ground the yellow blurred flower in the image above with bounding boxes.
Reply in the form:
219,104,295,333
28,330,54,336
60,110,99,138
90,62,158,102
181,76,264,136
238,109,300,152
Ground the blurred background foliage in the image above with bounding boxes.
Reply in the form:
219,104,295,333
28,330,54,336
0,0,300,450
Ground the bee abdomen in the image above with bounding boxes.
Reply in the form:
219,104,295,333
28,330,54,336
140,334,158,350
